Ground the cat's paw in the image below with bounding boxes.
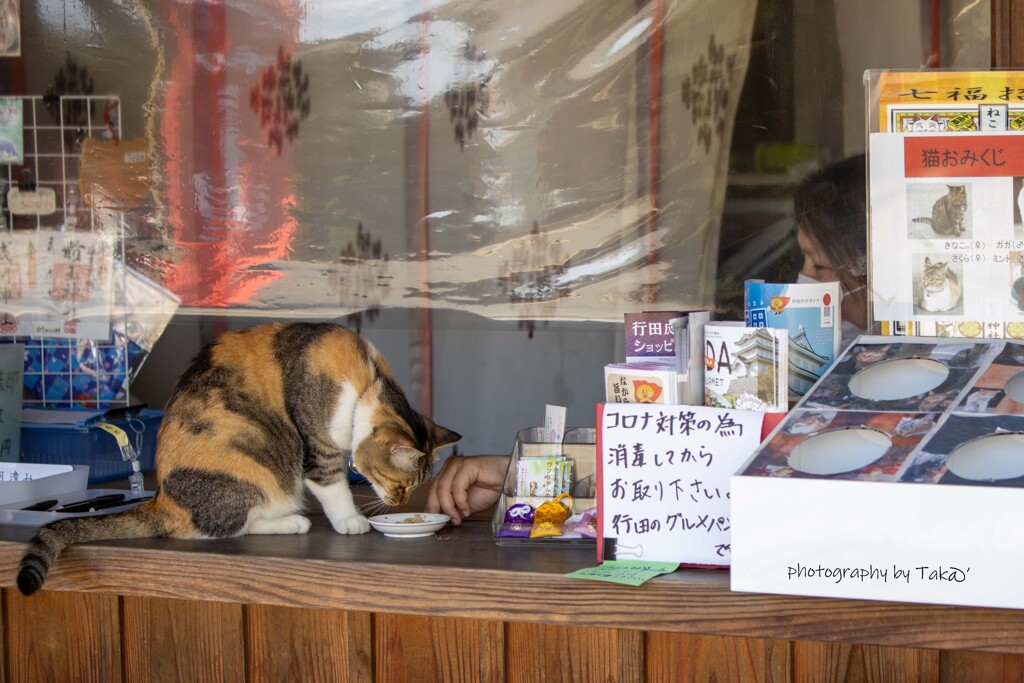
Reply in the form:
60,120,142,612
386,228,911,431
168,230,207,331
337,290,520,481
248,514,312,535
330,513,371,535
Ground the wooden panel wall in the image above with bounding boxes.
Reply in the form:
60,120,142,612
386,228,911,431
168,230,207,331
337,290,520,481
7,589,1024,682
992,0,1024,68
4,589,122,682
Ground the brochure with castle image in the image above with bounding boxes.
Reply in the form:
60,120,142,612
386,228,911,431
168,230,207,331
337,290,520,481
704,322,788,412
744,279,841,397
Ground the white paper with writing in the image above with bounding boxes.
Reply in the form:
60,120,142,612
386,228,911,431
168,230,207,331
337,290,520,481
0,463,73,481
0,229,115,339
597,403,763,566
543,404,566,443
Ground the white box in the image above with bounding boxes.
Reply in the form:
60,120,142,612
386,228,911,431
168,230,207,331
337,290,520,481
0,464,90,505
731,336,1024,609
731,476,1020,609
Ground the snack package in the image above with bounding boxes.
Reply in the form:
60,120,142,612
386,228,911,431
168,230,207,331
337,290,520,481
497,502,535,538
569,507,598,538
530,494,573,538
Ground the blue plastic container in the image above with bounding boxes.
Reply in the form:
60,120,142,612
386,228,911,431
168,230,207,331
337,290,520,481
20,410,162,484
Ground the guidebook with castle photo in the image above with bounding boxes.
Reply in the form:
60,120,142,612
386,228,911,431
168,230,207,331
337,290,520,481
704,321,788,412
744,279,842,397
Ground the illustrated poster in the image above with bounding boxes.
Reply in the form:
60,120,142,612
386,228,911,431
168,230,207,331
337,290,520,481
869,131,1024,339
875,70,1024,135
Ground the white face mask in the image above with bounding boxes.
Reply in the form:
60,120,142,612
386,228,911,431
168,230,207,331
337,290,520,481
795,271,819,285
797,271,866,298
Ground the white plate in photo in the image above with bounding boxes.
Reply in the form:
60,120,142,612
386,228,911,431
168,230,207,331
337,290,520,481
368,513,450,538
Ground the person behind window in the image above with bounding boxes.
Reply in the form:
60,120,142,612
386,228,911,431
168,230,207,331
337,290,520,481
794,153,870,350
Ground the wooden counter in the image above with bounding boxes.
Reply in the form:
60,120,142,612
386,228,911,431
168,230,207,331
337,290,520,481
2,514,1024,682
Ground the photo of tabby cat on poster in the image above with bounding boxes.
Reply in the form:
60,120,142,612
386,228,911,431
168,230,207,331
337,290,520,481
906,182,972,240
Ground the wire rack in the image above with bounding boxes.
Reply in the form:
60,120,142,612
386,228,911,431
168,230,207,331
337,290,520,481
0,94,137,408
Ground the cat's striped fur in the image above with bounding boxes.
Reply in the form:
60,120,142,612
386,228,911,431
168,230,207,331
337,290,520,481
912,184,968,236
17,322,460,596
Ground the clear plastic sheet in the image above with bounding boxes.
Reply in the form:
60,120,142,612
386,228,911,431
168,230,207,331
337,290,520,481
11,0,758,321
0,2,994,448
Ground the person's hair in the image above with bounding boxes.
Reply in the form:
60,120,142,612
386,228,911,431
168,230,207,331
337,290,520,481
794,153,867,291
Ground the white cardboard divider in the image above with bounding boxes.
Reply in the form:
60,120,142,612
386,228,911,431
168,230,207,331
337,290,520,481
731,335,1024,609
731,476,1021,609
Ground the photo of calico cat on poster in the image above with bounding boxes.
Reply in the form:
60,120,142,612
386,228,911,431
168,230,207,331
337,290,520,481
906,182,972,240
16,322,461,596
912,255,964,315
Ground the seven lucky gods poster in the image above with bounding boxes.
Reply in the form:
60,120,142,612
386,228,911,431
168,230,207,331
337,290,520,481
869,131,1024,340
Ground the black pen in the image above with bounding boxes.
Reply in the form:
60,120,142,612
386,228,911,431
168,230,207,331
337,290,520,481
85,404,148,424
54,494,125,513
20,499,59,511
86,495,153,512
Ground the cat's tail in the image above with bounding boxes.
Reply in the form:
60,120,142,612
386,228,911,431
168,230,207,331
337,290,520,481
911,217,933,224
17,495,173,596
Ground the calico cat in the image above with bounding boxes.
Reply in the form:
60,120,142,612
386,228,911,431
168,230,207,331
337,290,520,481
17,322,460,596
915,257,961,312
912,185,968,236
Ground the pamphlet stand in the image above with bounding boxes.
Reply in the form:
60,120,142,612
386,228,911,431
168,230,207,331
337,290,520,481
491,426,596,545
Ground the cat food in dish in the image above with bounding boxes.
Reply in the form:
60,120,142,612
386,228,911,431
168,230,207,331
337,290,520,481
368,513,450,538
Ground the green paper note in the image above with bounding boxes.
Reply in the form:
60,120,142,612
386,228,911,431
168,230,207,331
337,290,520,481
565,560,679,586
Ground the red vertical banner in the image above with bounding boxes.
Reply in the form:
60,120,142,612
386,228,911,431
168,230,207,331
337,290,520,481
416,3,433,417
157,2,301,308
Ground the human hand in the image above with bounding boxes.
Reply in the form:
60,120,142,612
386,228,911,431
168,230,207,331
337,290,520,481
425,454,508,525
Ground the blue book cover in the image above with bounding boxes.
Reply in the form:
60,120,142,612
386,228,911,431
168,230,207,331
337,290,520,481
744,280,841,397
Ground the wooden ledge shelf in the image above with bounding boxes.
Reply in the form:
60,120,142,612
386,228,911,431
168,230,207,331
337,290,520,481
3,516,1024,681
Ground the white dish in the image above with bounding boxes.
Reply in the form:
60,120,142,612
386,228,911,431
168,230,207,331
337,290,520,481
368,513,450,538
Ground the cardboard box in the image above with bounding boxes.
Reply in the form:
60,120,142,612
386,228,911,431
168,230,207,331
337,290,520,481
731,336,1024,609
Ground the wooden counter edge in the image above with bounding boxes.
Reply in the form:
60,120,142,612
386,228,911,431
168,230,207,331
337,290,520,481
3,538,1024,654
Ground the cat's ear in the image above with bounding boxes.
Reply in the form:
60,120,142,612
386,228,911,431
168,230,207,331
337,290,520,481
925,257,933,266
390,445,426,471
422,415,462,449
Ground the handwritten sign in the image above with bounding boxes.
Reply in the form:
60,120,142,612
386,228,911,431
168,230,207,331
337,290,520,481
596,403,763,566
0,463,71,481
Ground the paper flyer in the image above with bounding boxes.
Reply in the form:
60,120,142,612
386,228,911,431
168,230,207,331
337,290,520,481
869,131,1024,338
0,229,116,340
744,279,841,396
0,97,22,164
